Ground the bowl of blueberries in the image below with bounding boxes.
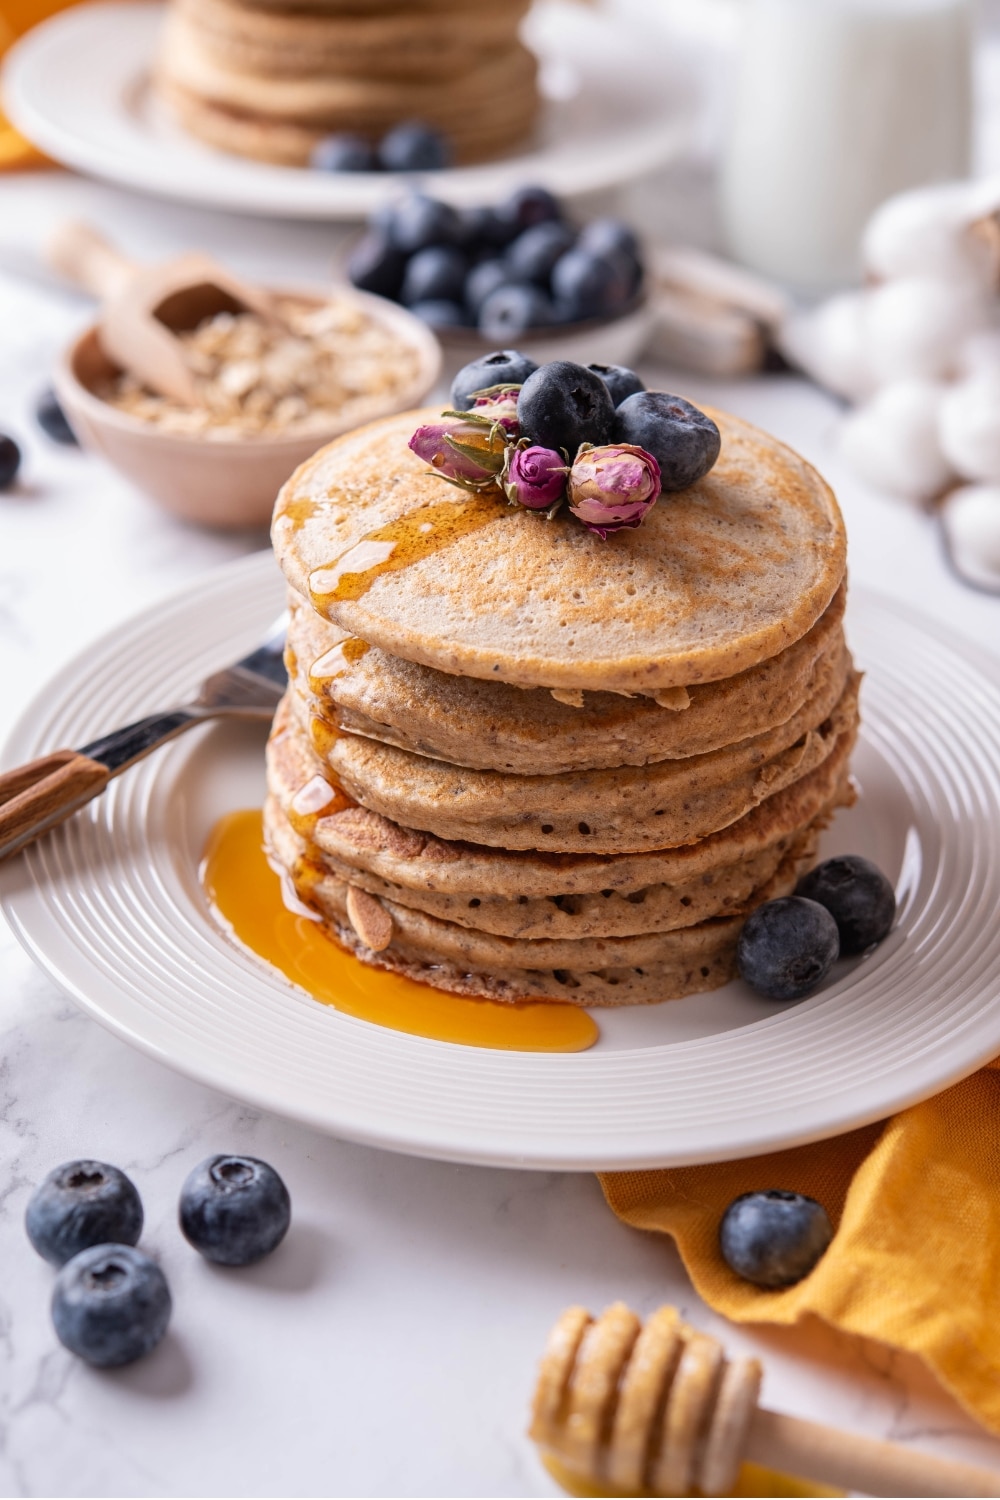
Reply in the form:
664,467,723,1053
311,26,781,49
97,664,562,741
346,184,653,370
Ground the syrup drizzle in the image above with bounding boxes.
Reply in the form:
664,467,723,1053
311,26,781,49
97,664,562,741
202,810,598,1052
307,493,509,610
540,1454,841,1500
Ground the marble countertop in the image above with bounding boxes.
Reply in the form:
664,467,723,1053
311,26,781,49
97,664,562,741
2,169,1000,1498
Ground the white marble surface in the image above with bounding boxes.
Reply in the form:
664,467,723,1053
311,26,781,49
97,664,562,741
3,168,1000,1498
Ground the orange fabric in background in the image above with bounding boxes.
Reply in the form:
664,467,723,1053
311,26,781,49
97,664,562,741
0,0,81,169
599,1059,1000,1438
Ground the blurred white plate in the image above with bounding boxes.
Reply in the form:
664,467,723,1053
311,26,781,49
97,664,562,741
2,1,698,220
3,553,1000,1170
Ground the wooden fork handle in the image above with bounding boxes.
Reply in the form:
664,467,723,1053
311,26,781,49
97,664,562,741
0,751,111,862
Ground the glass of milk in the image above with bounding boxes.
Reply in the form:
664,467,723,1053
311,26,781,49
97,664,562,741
719,0,973,293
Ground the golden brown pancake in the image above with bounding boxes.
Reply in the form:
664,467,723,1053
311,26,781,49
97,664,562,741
286,585,848,775
272,408,847,693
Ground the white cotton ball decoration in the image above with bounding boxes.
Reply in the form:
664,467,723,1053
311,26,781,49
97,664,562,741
840,380,956,504
940,484,1000,591
863,181,1000,291
939,374,1000,483
863,277,986,387
957,329,1000,380
778,291,875,402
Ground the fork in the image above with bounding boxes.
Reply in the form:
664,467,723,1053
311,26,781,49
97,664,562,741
0,616,287,863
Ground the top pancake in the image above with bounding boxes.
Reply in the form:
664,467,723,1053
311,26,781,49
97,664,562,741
272,406,847,694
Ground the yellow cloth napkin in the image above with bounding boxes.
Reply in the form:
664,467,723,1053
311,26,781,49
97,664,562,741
599,1059,1000,1437
0,0,80,169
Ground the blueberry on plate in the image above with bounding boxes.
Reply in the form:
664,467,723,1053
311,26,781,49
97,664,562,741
26,1160,143,1268
386,193,463,254
0,432,21,489
379,121,451,172
505,221,576,287
52,1244,171,1367
797,855,896,955
517,360,616,455
450,349,538,410
614,391,720,491
577,217,641,265
401,245,467,307
347,231,407,300
550,247,632,322
737,896,840,1001
499,184,562,233
35,387,77,446
408,298,469,329
310,133,376,172
179,1155,291,1267
586,363,645,405
464,260,510,319
719,1190,833,1288
478,283,552,341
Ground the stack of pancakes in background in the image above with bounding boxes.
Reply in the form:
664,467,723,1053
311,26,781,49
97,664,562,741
266,407,856,1007
156,0,539,166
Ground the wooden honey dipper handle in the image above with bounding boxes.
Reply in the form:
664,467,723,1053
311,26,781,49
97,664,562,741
530,1304,1000,1498
747,1407,1000,1499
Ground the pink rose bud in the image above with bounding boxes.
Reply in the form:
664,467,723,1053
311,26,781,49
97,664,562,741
567,443,662,536
471,387,521,436
503,445,568,510
409,419,508,485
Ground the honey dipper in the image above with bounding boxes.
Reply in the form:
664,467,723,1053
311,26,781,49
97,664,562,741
530,1304,1000,1498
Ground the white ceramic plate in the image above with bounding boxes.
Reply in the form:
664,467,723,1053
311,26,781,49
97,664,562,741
1,1,697,220
4,552,1000,1170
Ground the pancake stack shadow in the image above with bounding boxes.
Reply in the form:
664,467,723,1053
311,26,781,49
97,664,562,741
265,407,857,1008
155,0,539,166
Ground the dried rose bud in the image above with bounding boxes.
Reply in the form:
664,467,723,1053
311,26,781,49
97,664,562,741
503,444,568,510
471,386,522,435
409,419,509,487
567,443,662,536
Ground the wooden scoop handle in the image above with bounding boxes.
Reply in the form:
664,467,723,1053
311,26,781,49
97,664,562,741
47,221,136,302
0,751,110,862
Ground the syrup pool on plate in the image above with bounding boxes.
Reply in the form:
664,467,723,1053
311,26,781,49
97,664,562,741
201,809,598,1053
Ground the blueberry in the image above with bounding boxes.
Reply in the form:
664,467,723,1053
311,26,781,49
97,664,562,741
586,363,645,405
386,193,463,254
0,432,21,489
26,1160,143,1268
379,121,451,172
478,283,552,340
614,391,720,491
499,184,562,233
550,247,633,321
401,245,467,307
52,1244,171,1367
719,1191,833,1288
797,855,896,956
459,205,517,252
577,217,642,265
179,1155,291,1266
464,260,510,318
517,360,615,455
450,349,538,410
35,387,77,445
409,298,469,329
310,133,376,172
347,231,407,300
737,896,840,1001
505,222,576,286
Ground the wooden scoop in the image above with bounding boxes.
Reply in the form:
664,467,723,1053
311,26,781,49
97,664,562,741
47,221,281,406
531,1303,1000,1497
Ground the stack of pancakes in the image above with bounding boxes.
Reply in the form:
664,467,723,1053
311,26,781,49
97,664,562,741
156,0,539,166
267,407,856,1007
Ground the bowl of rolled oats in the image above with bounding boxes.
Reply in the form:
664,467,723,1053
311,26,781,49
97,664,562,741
55,286,442,528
